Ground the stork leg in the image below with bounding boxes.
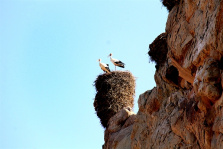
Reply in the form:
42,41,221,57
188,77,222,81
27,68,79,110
115,66,116,71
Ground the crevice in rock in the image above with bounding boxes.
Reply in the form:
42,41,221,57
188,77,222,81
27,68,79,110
166,66,179,85
219,57,223,70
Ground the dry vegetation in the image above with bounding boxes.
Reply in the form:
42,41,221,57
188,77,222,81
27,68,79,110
94,71,135,128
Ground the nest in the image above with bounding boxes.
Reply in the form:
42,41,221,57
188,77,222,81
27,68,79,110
161,0,181,12
93,71,135,128
148,32,168,69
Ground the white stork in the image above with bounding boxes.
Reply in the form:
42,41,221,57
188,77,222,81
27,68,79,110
98,59,110,73
108,53,125,70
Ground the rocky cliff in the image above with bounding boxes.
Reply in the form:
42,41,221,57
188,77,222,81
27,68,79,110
97,0,223,148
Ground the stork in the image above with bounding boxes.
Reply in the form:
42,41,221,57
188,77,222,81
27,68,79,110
108,53,125,70
98,59,110,73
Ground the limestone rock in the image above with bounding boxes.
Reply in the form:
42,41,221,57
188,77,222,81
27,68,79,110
103,107,136,149
100,0,223,148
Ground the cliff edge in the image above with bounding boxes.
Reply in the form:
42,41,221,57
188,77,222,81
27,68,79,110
94,0,223,148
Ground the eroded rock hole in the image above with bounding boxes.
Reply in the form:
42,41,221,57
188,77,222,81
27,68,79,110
219,57,223,70
166,66,179,84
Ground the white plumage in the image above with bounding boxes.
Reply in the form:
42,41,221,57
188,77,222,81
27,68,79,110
98,59,110,73
108,53,125,70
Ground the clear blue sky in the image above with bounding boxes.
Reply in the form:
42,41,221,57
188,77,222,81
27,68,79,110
0,0,168,148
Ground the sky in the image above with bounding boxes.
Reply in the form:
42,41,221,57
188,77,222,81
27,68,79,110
0,0,168,149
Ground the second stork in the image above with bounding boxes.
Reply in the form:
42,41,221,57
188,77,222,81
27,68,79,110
108,53,125,70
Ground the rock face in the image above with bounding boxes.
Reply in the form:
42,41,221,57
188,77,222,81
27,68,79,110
101,0,223,148
103,107,136,149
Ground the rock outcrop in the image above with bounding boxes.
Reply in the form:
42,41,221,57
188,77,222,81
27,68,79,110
98,0,223,148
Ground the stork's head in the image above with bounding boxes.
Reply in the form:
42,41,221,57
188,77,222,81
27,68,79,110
98,59,101,62
108,53,112,57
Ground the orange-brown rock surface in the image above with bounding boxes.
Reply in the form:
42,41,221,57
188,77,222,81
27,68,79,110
102,0,223,148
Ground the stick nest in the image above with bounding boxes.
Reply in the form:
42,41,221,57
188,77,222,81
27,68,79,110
161,0,181,12
148,32,168,69
94,71,135,128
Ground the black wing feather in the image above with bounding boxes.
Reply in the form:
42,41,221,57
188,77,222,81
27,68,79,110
115,61,125,68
